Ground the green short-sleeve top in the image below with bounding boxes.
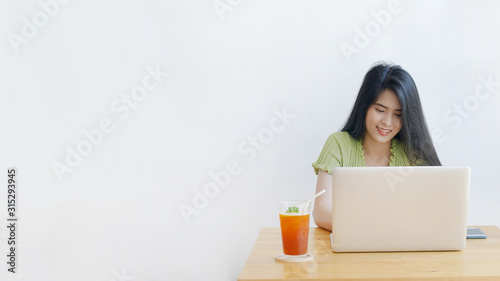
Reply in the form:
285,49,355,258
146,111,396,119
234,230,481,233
312,131,412,175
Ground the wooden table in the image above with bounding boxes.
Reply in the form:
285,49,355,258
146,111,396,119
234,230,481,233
238,226,500,281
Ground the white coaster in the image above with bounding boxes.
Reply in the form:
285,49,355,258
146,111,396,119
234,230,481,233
275,253,313,263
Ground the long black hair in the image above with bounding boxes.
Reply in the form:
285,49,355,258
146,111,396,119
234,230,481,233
342,62,441,166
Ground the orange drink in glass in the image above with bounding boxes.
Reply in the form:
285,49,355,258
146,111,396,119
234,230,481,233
278,201,311,258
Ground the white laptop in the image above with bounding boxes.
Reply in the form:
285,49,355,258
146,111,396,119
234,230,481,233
330,166,470,252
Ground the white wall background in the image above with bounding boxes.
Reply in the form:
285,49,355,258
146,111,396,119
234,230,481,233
1,0,499,280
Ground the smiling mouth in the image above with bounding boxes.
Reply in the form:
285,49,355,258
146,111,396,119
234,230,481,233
377,126,391,136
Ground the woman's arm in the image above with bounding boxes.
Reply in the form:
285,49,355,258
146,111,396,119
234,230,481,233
312,170,333,231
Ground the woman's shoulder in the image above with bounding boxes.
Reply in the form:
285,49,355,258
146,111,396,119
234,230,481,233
321,131,360,154
325,131,358,146
313,131,361,174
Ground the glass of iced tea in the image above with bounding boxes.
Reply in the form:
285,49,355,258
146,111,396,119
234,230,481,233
276,200,312,262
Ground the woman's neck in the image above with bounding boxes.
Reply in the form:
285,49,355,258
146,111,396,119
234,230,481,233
362,135,392,165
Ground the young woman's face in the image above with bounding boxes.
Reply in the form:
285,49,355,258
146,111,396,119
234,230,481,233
365,89,402,144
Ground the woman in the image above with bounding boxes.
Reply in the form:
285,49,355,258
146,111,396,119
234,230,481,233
312,62,441,231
